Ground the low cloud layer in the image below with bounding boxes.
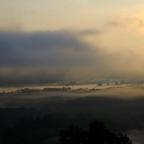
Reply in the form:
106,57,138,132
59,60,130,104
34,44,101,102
0,29,144,85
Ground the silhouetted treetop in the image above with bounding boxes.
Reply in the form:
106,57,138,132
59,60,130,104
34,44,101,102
59,120,132,144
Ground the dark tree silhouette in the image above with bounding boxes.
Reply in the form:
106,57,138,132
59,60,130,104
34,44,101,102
120,80,125,84
98,83,102,86
59,120,132,144
115,81,119,85
107,82,110,85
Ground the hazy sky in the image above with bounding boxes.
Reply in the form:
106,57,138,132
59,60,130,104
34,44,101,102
1,0,144,84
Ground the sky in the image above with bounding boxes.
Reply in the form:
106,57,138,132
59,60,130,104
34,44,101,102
1,0,144,85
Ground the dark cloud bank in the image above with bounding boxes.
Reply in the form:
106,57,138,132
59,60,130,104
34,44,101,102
0,29,143,86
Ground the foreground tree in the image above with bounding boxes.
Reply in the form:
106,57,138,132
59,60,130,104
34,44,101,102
59,120,132,144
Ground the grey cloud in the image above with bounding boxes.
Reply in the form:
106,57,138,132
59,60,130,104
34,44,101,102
0,29,144,85
0,30,93,67
0,30,98,84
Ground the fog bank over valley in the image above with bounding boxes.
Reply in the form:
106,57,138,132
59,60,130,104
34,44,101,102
1,30,144,86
